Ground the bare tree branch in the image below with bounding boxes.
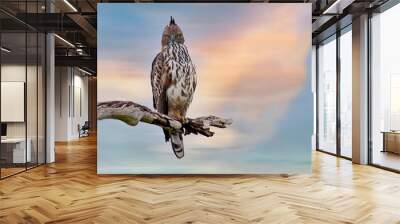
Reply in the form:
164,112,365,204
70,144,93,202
97,101,233,137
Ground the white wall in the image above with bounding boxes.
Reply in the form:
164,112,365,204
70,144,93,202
55,67,89,141
55,67,70,141
71,73,89,138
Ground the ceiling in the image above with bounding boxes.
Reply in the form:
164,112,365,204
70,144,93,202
0,0,391,75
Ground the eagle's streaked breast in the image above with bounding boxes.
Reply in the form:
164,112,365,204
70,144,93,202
150,17,196,158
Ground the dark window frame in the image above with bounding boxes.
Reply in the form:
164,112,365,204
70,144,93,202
315,22,353,161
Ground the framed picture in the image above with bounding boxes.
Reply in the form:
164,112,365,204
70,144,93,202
98,3,312,174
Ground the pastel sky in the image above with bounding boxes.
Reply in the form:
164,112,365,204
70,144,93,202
98,4,312,174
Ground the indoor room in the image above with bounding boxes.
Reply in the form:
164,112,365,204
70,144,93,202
0,0,400,223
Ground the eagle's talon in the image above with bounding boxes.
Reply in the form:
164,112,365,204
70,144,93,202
181,117,189,125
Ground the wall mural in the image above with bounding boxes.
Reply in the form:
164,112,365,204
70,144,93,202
97,3,312,174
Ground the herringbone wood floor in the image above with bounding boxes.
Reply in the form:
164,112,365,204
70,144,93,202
1,135,400,224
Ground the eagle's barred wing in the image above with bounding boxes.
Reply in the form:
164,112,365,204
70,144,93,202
150,52,168,114
183,45,197,106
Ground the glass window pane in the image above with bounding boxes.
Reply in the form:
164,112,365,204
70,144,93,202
1,31,27,177
340,28,352,158
27,31,38,169
371,3,400,171
318,36,337,154
0,0,46,179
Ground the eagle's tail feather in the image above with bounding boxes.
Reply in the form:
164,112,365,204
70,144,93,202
170,132,184,159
